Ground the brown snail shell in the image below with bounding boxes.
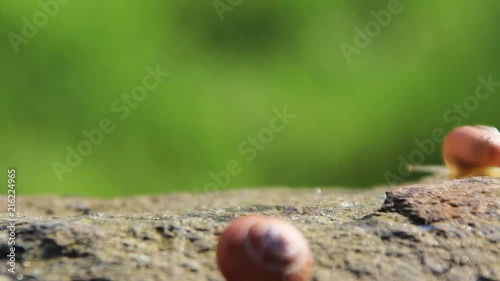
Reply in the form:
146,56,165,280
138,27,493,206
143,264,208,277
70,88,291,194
443,125,500,179
216,215,314,281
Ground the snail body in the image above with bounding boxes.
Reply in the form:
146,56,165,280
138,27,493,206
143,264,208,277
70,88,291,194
443,125,500,179
216,215,314,281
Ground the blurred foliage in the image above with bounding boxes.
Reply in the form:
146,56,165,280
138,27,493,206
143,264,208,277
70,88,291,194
1,0,500,197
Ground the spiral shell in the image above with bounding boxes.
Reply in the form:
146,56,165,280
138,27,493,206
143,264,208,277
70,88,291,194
216,215,314,281
443,125,500,178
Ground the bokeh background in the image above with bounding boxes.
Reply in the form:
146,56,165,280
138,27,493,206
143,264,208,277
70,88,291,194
1,0,500,197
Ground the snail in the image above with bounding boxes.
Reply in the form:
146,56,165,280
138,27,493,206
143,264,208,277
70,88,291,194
216,215,314,281
442,125,500,179
410,125,500,179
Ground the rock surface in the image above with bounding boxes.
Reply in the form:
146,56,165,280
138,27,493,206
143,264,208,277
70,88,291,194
0,177,499,281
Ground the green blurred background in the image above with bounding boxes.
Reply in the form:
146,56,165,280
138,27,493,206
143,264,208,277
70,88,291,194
1,0,499,197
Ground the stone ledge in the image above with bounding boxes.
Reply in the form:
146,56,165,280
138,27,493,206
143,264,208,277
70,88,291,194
0,177,498,281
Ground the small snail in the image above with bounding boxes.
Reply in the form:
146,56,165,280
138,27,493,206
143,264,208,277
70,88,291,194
442,125,500,179
410,125,500,179
216,215,314,281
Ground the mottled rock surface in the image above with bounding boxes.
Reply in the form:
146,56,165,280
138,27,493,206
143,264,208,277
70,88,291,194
0,177,499,281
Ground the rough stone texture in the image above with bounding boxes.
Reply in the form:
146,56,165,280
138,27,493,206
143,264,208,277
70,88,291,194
381,177,500,224
0,177,499,281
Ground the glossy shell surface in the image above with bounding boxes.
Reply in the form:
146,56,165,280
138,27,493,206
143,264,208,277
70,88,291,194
216,215,314,281
443,125,500,178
